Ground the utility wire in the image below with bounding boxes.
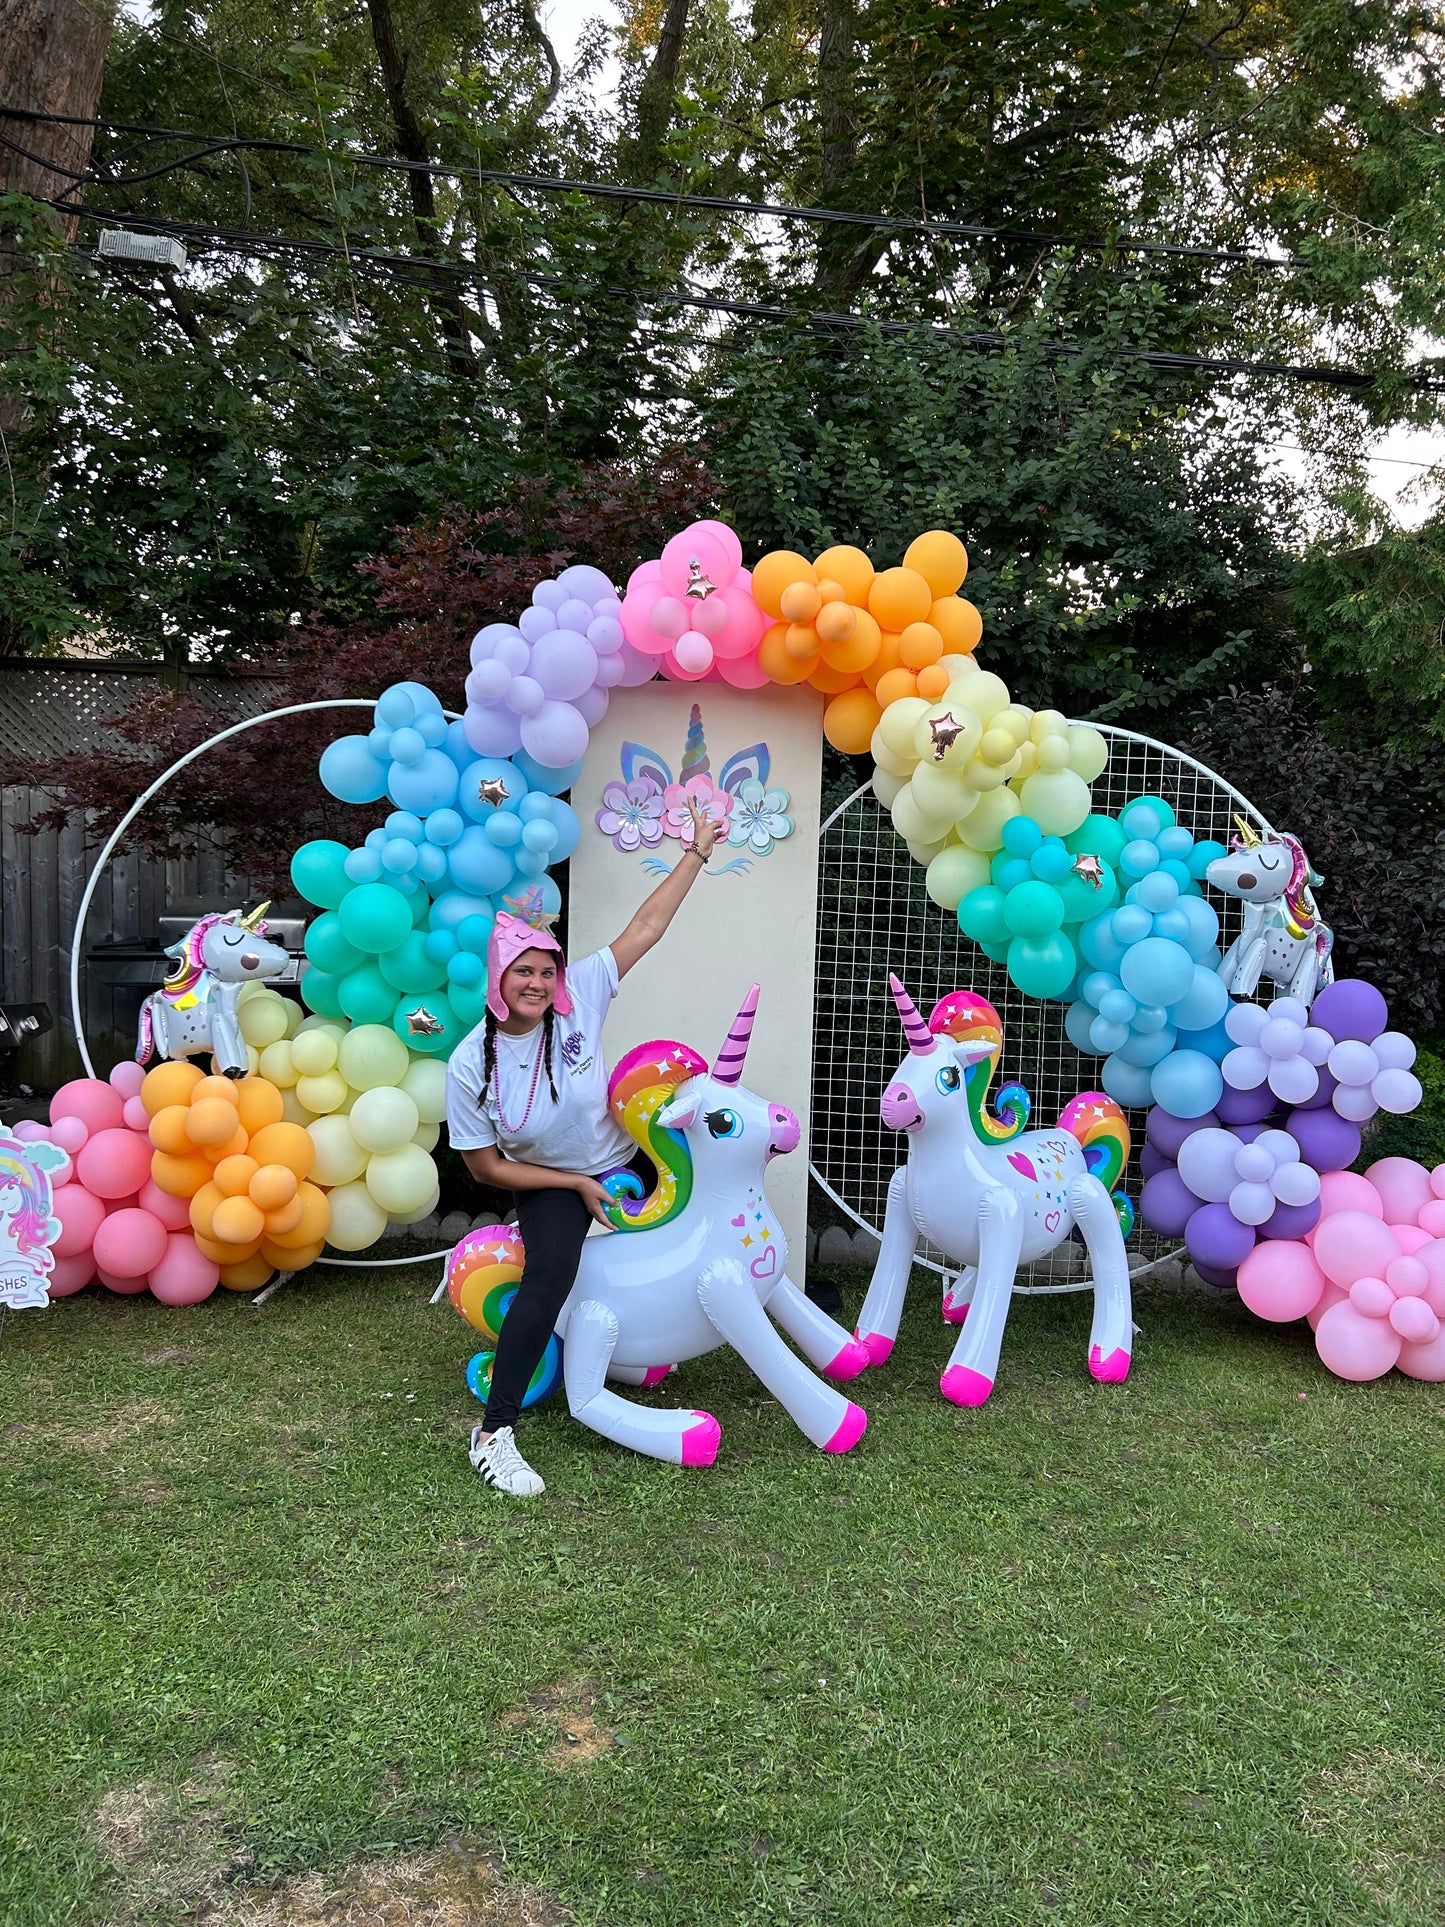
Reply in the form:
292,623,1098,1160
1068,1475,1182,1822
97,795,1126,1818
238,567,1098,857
57,200,1441,394
0,101,1317,272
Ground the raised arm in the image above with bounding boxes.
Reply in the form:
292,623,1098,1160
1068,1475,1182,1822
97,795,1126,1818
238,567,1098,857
610,800,721,980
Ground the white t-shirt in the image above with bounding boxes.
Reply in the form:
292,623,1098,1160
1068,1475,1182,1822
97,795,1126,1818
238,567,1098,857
445,947,634,1178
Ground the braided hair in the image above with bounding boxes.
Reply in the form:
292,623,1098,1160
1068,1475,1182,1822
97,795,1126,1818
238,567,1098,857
482,1006,558,1111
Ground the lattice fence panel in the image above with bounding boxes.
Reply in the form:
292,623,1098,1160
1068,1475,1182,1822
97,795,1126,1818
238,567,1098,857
810,726,1272,1285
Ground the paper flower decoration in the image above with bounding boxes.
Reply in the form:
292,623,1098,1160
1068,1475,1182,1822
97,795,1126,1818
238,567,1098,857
596,779,665,854
727,780,795,856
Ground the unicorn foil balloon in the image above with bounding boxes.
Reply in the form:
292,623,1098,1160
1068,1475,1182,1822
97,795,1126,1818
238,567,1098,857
447,985,870,1464
137,904,290,1078
1207,817,1335,1008
853,978,1136,1405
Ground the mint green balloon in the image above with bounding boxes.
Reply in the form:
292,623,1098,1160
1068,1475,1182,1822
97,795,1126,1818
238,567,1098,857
305,910,365,977
338,961,400,1026
1008,932,1078,1000
300,965,344,1019
391,989,464,1057
1065,813,1128,867
447,982,488,1029
1057,859,1119,924
958,885,1012,947
337,881,412,956
378,929,448,994
291,839,354,911
1002,879,1064,940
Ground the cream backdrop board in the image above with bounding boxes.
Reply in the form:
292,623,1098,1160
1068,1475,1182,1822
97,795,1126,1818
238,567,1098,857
567,681,825,1274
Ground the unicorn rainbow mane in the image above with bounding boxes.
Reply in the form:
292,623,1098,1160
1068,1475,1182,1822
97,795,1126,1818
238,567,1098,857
161,913,222,1002
928,990,1031,1143
604,1039,709,1232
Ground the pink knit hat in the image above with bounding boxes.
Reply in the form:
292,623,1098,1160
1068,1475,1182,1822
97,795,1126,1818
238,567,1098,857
486,912,573,1024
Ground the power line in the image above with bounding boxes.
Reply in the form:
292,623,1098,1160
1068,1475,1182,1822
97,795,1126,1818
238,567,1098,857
53,199,1441,394
0,100,1316,272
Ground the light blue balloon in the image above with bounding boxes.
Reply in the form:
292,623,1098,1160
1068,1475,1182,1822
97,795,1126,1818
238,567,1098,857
1171,965,1230,1033
1112,904,1153,945
382,838,418,873
424,927,458,963
1082,970,1121,1006
996,857,1033,893
518,792,554,823
416,711,449,748
443,718,475,771
1151,907,1192,946
367,726,393,757
1001,815,1043,858
512,749,583,796
1134,870,1179,913
448,826,517,897
389,726,426,767
388,748,460,816
1065,998,1101,1053
448,951,486,988
385,811,424,842
1156,826,1194,860
1102,1053,1156,1108
424,808,465,848
1120,936,1194,1008
1090,1016,1131,1054
1098,988,1137,1025
1122,794,1176,831
390,872,419,894
1177,1014,1232,1063
1150,1049,1224,1119
1158,858,1193,892
484,811,523,849
384,679,443,718
1120,838,1160,879
343,847,384,884
546,799,580,863
430,890,491,931
513,847,549,878
459,757,528,822
319,736,389,805
1118,1025,1177,1067
416,843,448,883
376,687,416,728
365,827,388,853
1131,1003,1170,1034
1189,839,1228,878
1079,916,1127,970
1178,895,1221,959
522,819,559,853
456,913,494,955
1031,838,1073,883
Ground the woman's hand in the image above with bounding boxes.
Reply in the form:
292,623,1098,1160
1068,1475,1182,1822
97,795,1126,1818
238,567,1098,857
687,797,721,863
573,1175,616,1225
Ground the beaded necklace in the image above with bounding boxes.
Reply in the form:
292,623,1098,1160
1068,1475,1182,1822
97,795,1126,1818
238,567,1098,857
493,1023,547,1134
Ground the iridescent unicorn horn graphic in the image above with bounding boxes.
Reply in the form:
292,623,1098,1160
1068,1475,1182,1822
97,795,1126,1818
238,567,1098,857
889,973,937,1055
681,701,710,779
713,984,760,1087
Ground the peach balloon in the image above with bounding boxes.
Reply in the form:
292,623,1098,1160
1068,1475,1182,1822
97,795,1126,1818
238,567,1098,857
186,1097,241,1147
260,1237,325,1271
758,622,818,683
246,1123,315,1179
213,1195,266,1246
868,567,932,632
189,1181,224,1239
214,1154,261,1198
813,544,874,603
217,1254,273,1292
874,667,921,709
235,1076,285,1136
931,596,983,654
140,1061,204,1115
265,1181,329,1248
823,688,884,755
150,1150,215,1199
191,1075,240,1108
750,550,815,618
249,1164,299,1211
148,1105,193,1156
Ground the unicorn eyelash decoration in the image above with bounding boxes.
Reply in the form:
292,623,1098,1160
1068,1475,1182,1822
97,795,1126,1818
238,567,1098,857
136,904,291,1078
852,979,1136,1406
1206,818,1335,1009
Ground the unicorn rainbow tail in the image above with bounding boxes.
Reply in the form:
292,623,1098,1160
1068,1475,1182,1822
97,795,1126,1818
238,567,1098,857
1059,1092,1135,1238
136,999,154,1065
446,1223,526,1343
605,1039,708,1233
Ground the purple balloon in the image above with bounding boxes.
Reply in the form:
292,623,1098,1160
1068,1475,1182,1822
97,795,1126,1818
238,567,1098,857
616,641,660,687
528,630,598,702
518,604,557,643
1310,977,1388,1043
1284,1106,1362,1174
1140,1169,1201,1236
462,703,523,758
1192,1260,1239,1290
1185,1202,1257,1270
1258,1198,1322,1241
1145,1105,1217,1159
1295,1066,1338,1109
1140,1143,1168,1181
573,682,610,727
1215,1082,1278,1125
520,699,589,769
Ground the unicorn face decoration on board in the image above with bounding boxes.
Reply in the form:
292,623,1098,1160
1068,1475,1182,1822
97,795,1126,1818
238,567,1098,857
0,1129,69,1310
594,702,795,874
1206,818,1335,1008
137,903,291,1078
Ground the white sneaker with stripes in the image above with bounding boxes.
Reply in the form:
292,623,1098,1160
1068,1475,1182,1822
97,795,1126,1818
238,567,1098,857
469,1425,545,1497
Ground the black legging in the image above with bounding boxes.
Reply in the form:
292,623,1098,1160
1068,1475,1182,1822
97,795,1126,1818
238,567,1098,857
481,1152,648,1435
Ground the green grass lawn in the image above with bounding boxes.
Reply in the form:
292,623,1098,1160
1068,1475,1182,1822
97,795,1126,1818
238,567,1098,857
2,1264,1443,1926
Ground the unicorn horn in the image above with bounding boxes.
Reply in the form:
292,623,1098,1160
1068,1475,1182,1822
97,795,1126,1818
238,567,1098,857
1232,815,1260,848
889,973,937,1055
713,984,760,1086
238,901,271,931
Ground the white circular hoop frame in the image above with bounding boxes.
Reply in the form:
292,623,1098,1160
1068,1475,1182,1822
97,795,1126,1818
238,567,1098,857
806,724,1277,1293
72,705,1272,1288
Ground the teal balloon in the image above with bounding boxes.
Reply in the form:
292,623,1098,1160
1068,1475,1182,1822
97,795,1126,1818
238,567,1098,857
304,910,365,977
958,885,1012,947
448,982,488,1028
337,881,412,955
979,938,1013,965
1066,813,1128,867
1057,862,1118,923
1030,837,1073,883
337,962,400,1025
1189,839,1228,878
1123,793,1177,831
1008,932,1077,1000
300,966,344,1019
379,930,449,994
995,857,1033,893
1003,879,1065,940
391,989,464,1056
291,839,354,911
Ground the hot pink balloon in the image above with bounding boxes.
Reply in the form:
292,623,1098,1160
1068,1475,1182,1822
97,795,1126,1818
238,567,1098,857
661,645,712,682
52,1183,106,1257
97,1267,149,1294
1312,1210,1400,1289
1237,1241,1327,1323
1314,1300,1402,1380
46,1252,96,1296
108,1060,146,1100
1316,1171,1382,1219
51,1078,124,1135
709,581,768,659
1365,1156,1433,1225
93,1207,169,1279
76,1127,152,1201
1390,1223,1430,1256
685,518,744,575
658,528,735,598
148,1232,220,1306
716,649,771,690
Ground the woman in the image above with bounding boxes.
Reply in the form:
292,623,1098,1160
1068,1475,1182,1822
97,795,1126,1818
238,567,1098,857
446,799,721,1497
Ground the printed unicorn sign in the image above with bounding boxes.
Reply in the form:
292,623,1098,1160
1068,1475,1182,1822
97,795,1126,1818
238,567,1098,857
853,979,1136,1406
137,904,290,1078
1206,818,1335,1008
0,1129,68,1310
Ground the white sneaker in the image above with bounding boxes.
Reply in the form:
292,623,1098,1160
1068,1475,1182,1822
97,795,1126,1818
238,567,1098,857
469,1425,545,1497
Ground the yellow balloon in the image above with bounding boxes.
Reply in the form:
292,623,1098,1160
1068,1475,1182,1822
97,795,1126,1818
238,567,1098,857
995,704,1033,745
1012,741,1040,782
364,1144,438,1216
960,670,1012,724
238,991,289,1050
909,758,975,823
290,1028,339,1076
876,694,930,760
911,701,982,772
1019,768,1092,836
940,654,981,688
891,785,955,846
279,1089,311,1126
325,1179,387,1252
871,768,906,808
925,843,993,911
412,1121,441,1153
1037,734,1071,772
401,1057,449,1126
870,729,916,779
307,1113,369,1187
1031,708,1069,742
295,1069,348,1115
1068,724,1109,782
979,726,1019,766
956,785,1021,852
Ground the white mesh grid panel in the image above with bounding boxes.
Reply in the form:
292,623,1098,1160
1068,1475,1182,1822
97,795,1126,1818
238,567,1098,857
810,725,1273,1288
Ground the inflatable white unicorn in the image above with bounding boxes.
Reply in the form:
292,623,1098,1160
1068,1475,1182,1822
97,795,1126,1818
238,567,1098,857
1206,818,1335,1007
447,986,870,1465
136,904,289,1078
853,978,1136,1406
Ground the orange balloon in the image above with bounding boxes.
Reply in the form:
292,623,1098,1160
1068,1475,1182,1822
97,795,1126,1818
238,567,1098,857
916,663,951,701
150,1149,215,1199
259,1237,324,1272
779,580,822,623
246,1122,315,1180
197,1230,260,1265
821,619,883,674
860,629,904,691
265,1181,329,1249
814,599,857,647
191,1075,240,1108
204,1125,250,1164
898,621,944,670
235,1076,285,1136
807,661,863,694
214,1154,260,1198
249,1164,299,1211
213,1194,265,1246
189,1180,224,1239
931,595,983,654
758,621,818,684
186,1097,240,1147
823,688,884,755
868,566,933,632
218,1254,274,1292
263,1195,305,1237
875,666,921,708
814,544,874,603
140,1060,204,1117
148,1104,193,1156
750,550,815,619
785,621,821,660
904,530,969,597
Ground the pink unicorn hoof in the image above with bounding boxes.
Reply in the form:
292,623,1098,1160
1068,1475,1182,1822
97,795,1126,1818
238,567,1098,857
940,1364,993,1407
822,1401,867,1454
823,1338,871,1381
640,1364,675,1388
680,1411,721,1466
941,1299,968,1326
854,1327,894,1366
1089,1345,1131,1384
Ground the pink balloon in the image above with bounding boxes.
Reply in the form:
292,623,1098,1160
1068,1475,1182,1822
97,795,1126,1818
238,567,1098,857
1237,1241,1327,1322
148,1231,220,1306
97,1267,149,1294
1314,1300,1402,1380
1316,1171,1382,1219
625,557,663,595
690,592,730,639
683,518,744,576
108,1060,146,1099
1417,1200,1445,1237
716,649,771,689
93,1207,169,1279
1389,1295,1438,1343
51,1078,124,1135
1313,1210,1401,1289
658,528,735,598
1390,1223,1430,1256
1347,1276,1393,1319
139,1178,193,1231
51,1183,106,1257
709,580,767,659
1365,1156,1433,1225
648,595,690,642
1432,1164,1445,1199
620,588,669,654
46,1251,96,1297
1398,1324,1445,1381
121,1095,150,1132
661,645,712,682
76,1127,153,1201
1386,1253,1428,1297
1306,1281,1349,1330
673,632,715,674
1419,1240,1445,1314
